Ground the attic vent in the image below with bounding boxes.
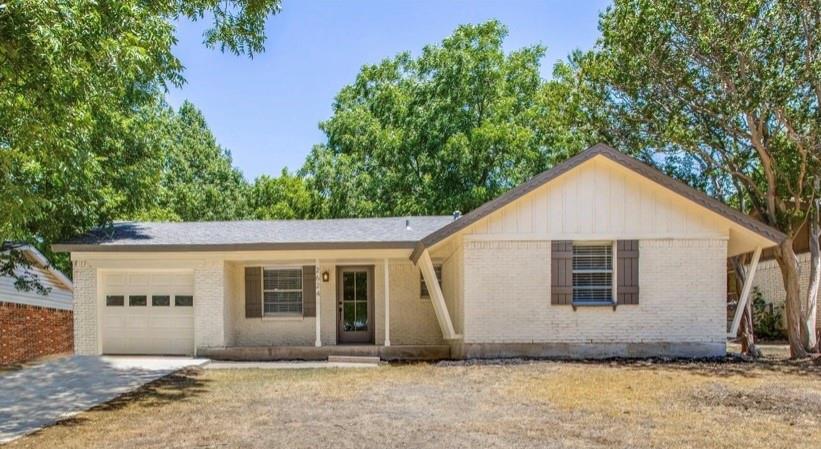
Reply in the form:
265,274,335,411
452,210,462,220
405,219,411,230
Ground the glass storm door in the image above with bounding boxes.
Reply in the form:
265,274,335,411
337,266,374,344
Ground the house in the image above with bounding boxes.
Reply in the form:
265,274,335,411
53,144,784,360
1,244,74,366
729,222,817,332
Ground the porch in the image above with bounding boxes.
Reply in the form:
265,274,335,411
198,344,452,361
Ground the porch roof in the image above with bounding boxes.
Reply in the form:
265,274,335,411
53,216,453,252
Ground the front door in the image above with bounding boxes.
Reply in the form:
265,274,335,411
337,266,374,344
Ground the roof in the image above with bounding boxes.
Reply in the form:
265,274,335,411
52,216,454,252
411,143,786,261
1,243,73,292
53,143,786,257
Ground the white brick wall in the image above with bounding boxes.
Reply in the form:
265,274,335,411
72,260,99,355
194,260,226,349
463,239,727,345
388,262,444,345
750,253,816,329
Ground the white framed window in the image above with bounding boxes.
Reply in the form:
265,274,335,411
572,242,614,304
263,267,303,315
420,264,443,299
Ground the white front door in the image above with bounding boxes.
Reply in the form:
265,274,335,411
101,271,194,355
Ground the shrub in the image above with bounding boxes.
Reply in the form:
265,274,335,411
752,287,785,340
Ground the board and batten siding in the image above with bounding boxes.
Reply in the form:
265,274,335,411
465,157,730,240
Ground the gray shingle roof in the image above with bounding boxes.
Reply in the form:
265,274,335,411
53,216,454,252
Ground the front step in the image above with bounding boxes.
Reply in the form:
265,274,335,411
327,355,381,364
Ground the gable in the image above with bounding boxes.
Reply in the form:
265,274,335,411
417,144,784,260
467,156,730,239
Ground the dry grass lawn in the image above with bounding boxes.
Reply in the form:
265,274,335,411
6,352,821,449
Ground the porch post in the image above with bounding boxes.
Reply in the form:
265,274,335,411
384,258,391,346
315,258,321,347
728,246,762,337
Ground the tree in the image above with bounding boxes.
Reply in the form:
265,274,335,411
249,169,317,220
303,21,582,218
0,0,281,283
591,0,820,356
137,101,250,221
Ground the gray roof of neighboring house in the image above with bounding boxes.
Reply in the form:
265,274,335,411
52,216,455,252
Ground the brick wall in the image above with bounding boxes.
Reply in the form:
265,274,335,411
0,301,73,366
462,239,727,351
750,253,817,330
72,260,98,355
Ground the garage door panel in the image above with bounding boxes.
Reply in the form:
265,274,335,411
102,271,194,356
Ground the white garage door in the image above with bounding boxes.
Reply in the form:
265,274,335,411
102,271,194,355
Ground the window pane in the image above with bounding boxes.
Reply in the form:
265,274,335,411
263,269,302,291
343,272,355,301
355,271,367,300
572,244,613,303
572,245,612,271
129,295,147,306
175,295,193,307
420,264,442,298
354,300,368,331
152,295,170,306
264,290,302,314
343,302,356,331
106,295,124,306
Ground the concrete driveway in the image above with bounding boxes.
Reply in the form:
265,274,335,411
0,355,208,443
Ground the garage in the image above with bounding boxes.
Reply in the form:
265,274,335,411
101,271,194,355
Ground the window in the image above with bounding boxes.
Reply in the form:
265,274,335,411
420,264,443,299
174,295,193,307
152,295,170,306
128,295,147,306
106,295,124,306
572,243,613,303
263,268,302,315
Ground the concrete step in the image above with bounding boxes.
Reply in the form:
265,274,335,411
327,355,381,364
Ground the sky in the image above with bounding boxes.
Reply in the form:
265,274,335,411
166,0,611,181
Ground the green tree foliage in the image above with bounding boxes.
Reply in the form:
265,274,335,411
0,0,281,284
302,21,597,218
581,0,820,356
137,102,250,221
249,169,317,220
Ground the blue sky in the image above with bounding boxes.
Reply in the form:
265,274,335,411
166,0,611,181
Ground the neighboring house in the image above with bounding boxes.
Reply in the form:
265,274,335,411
1,244,74,366
733,222,816,332
54,144,784,360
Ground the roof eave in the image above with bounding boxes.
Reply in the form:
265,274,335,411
52,241,421,253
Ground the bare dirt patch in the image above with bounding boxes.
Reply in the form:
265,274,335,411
5,357,821,449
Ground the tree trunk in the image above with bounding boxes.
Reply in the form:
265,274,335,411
776,238,809,358
731,255,759,357
804,203,820,352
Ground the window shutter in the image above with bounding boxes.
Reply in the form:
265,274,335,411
551,241,573,305
617,240,640,305
245,267,262,318
302,265,316,317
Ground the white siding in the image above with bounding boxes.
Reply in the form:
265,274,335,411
0,266,72,310
468,157,730,240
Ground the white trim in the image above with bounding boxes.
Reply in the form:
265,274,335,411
0,296,72,310
416,249,458,340
315,258,321,347
384,258,390,347
465,233,729,242
728,246,762,337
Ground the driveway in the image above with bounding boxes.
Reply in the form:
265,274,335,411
0,355,207,443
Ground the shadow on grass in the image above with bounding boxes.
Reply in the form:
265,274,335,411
51,368,209,429
592,355,821,379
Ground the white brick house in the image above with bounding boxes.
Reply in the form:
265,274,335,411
55,144,784,360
